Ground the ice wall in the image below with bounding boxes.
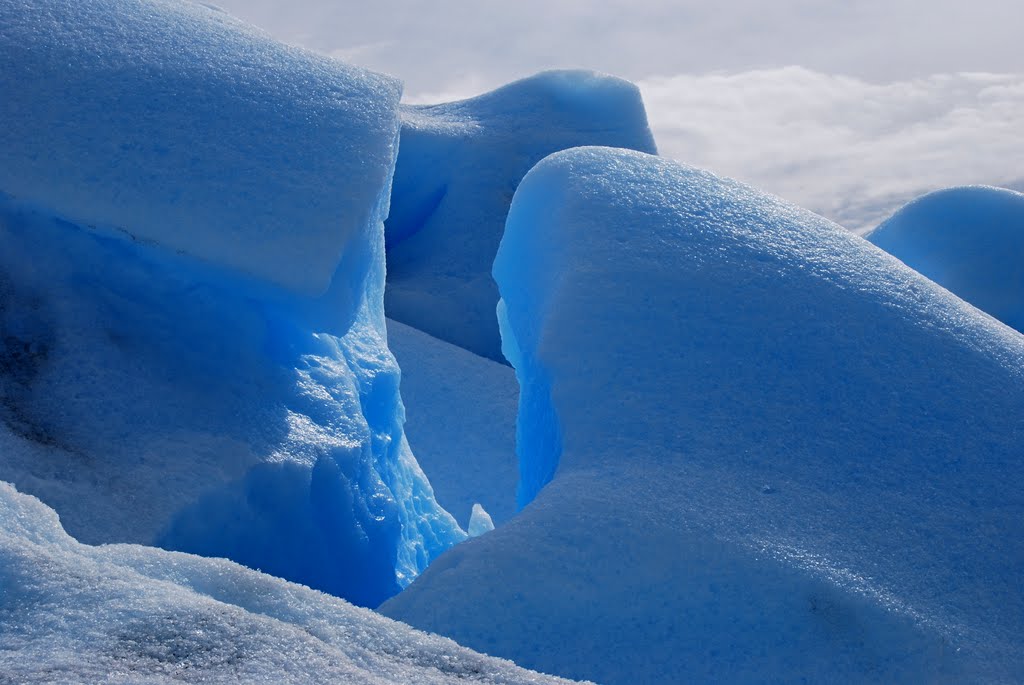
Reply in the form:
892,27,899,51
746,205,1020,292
384,148,1024,682
0,0,463,607
384,71,657,361
867,185,1024,333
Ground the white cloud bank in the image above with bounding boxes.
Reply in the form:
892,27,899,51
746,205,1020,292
640,69,1024,232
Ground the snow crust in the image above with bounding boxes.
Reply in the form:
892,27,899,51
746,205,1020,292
385,70,657,360
0,0,402,298
867,185,1024,333
0,0,462,609
0,482,581,685
384,147,1024,683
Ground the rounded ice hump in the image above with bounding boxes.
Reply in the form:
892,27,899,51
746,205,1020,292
384,70,657,361
385,147,1024,683
0,0,402,297
867,185,1024,333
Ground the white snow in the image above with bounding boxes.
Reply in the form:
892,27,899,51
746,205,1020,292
383,147,1024,683
867,185,1024,333
0,0,401,298
384,70,657,360
0,481,581,685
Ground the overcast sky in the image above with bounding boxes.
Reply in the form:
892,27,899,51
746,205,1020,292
214,0,1023,232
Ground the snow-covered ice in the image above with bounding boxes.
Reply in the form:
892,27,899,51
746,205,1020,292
383,147,1024,683
0,0,463,608
0,481,581,684
867,185,1024,333
384,71,657,360
0,0,401,300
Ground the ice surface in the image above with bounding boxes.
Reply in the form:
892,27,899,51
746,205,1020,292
867,186,1024,333
467,504,495,537
0,0,462,608
384,70,657,360
387,318,519,525
0,481,581,684
384,147,1024,683
0,0,402,298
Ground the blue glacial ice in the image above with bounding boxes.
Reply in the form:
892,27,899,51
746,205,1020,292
867,185,1024,333
384,70,657,361
383,147,1024,683
0,0,462,608
0,481,579,684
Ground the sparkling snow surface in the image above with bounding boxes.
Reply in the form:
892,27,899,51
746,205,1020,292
868,185,1024,333
384,147,1024,683
384,71,657,361
0,482,581,685
0,0,401,299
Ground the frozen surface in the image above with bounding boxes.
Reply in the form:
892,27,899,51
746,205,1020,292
0,481,581,685
385,71,657,360
867,186,1024,333
467,504,495,538
0,0,402,298
0,0,462,609
384,148,1024,683
387,319,519,526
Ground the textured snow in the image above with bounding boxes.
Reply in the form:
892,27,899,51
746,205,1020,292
867,185,1024,333
384,147,1024,683
385,70,657,360
0,0,462,609
0,0,401,298
0,482,581,685
387,318,519,526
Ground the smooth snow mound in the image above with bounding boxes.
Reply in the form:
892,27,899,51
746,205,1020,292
385,70,657,361
867,185,1024,333
0,0,401,297
0,482,582,685
384,147,1024,684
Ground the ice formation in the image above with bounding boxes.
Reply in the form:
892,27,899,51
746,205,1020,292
467,504,495,537
384,70,658,361
867,185,1024,333
0,0,463,608
383,148,1024,683
0,482,580,684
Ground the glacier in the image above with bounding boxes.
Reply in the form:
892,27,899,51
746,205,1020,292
867,185,1024,333
383,147,1024,683
0,0,463,608
384,70,658,361
0,481,580,685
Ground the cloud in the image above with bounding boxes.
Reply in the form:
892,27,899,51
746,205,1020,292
639,69,1024,232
